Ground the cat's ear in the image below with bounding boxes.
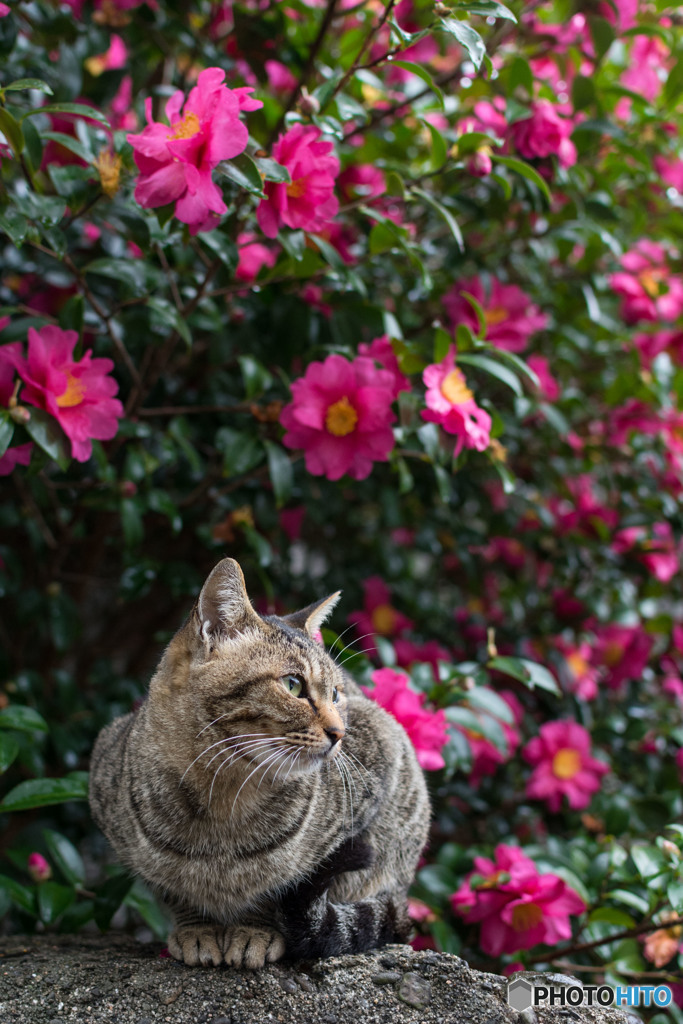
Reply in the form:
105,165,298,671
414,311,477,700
196,558,256,642
282,591,341,639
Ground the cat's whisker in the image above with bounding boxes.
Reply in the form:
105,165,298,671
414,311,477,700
207,741,284,806
271,747,298,785
338,752,360,806
342,749,372,793
260,747,293,788
333,758,348,830
180,731,273,784
205,736,287,771
229,748,288,819
196,712,232,738
332,631,377,664
283,748,302,783
325,622,357,655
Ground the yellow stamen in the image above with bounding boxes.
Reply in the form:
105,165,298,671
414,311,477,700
325,396,358,437
552,748,581,780
168,111,201,140
56,372,86,409
286,178,307,199
602,641,623,667
639,269,661,297
511,902,543,932
485,305,508,326
84,55,107,77
371,604,397,636
566,652,589,679
94,148,122,198
441,369,473,406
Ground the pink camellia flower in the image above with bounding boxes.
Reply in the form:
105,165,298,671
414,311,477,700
280,353,396,480
337,164,386,203
621,35,670,107
0,3,10,15
257,124,339,239
613,522,679,583
633,328,683,368
677,748,683,784
642,915,683,968
110,75,137,132
27,852,51,883
549,474,618,536
264,59,298,94
609,240,683,323
394,638,452,681
0,328,34,475
357,335,411,399
555,639,600,701
362,667,448,770
235,232,278,283
127,68,261,235
443,276,547,353
509,100,577,168
451,844,585,956
592,623,653,691
0,325,123,462
453,691,523,787
85,34,128,76
421,346,491,456
654,154,683,193
348,576,413,657
527,355,560,402
523,720,608,812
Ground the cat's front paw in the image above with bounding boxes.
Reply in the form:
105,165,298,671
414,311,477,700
222,925,286,969
168,924,225,967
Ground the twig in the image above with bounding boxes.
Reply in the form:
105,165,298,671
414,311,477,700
526,917,672,964
156,244,183,311
323,0,398,108
342,68,462,141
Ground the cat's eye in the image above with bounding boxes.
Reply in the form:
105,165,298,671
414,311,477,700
332,687,339,704
283,674,304,697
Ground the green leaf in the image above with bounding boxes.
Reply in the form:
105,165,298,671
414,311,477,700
457,353,522,396
445,705,507,750
391,62,444,108
219,152,265,197
664,56,683,105
0,874,36,915
491,154,551,205
0,775,89,812
43,829,85,886
198,229,238,271
419,118,448,171
39,130,93,164
465,687,515,724
0,705,48,733
24,407,71,470
38,882,75,925
440,18,486,69
508,56,533,95
451,0,516,21
488,656,560,695
147,296,192,347
23,102,110,127
0,106,24,155
58,294,84,334
309,232,346,270
21,117,42,174
85,258,147,295
238,354,273,398
0,733,19,774
58,899,95,932
434,326,452,363
459,291,486,337
588,907,635,928
631,845,667,881
667,881,683,913
216,427,263,477
120,499,144,548
14,191,66,227
94,872,134,930
124,881,169,939
264,441,293,509
252,155,291,184
587,15,615,60
572,75,596,112
606,889,650,914
4,78,54,95
0,417,13,458
0,208,28,246
411,187,463,251
48,163,95,199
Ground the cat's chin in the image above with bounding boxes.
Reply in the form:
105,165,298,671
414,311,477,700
289,746,342,776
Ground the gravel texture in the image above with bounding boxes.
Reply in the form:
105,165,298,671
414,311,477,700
0,934,639,1024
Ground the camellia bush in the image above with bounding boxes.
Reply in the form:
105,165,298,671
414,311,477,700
1,0,683,1015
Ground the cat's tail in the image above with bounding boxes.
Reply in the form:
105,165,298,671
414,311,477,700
276,838,412,958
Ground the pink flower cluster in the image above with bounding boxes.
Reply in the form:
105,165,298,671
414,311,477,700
609,241,683,323
451,844,586,955
0,325,123,463
443,276,548,353
280,350,398,480
362,666,448,771
257,123,339,239
127,68,262,235
509,100,577,169
523,720,608,812
421,347,491,456
348,576,413,657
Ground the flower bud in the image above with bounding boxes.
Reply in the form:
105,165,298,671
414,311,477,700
434,2,451,14
660,839,681,859
94,147,122,198
27,853,51,883
9,405,30,425
298,88,320,117
120,481,137,498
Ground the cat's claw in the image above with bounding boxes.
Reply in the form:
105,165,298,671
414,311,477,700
222,925,286,969
167,925,224,967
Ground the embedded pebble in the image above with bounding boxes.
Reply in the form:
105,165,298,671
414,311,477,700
279,975,298,993
398,971,432,1008
371,970,402,984
518,1010,539,1024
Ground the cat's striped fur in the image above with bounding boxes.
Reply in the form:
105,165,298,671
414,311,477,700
89,559,430,968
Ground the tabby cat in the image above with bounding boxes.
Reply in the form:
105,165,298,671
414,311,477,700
89,558,431,968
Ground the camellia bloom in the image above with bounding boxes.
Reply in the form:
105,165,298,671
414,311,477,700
127,68,261,235
523,719,609,812
84,34,128,76
235,232,278,283
443,276,547,352
280,353,396,480
608,240,683,323
0,325,124,462
357,335,411,399
455,690,523,787
256,123,339,239
592,623,653,691
527,355,560,402
348,575,413,657
612,522,679,583
555,639,600,701
509,99,577,168
421,346,491,456
362,667,448,770
451,844,586,956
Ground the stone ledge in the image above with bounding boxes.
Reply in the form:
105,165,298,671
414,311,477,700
0,934,640,1024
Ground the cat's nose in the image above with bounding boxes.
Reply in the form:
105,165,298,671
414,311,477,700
325,725,345,747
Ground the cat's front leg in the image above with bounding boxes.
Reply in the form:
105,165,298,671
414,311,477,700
167,917,226,967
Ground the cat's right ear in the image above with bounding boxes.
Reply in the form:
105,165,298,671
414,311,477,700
195,558,256,644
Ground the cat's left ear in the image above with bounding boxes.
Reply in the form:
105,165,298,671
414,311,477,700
282,592,341,639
